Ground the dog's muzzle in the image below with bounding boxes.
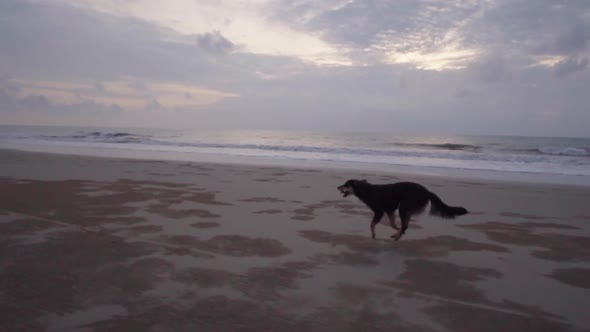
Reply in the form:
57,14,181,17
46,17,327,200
337,185,352,197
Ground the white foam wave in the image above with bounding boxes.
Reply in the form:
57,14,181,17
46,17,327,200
538,147,589,157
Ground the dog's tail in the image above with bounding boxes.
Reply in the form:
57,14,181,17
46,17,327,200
427,191,468,219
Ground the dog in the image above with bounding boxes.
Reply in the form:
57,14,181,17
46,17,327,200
337,179,468,240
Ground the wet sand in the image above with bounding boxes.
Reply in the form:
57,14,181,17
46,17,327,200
1,149,590,331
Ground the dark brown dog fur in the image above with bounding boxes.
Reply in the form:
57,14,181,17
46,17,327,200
337,180,468,240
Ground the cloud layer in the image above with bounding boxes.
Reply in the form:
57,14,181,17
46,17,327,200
0,0,589,136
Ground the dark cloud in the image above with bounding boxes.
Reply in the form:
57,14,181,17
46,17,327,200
193,31,234,54
94,81,106,94
144,99,164,112
539,22,590,56
554,56,589,77
464,0,590,59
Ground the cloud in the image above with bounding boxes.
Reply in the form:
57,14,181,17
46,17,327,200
268,0,485,69
540,21,590,55
470,54,508,83
94,81,106,94
192,31,235,54
0,77,123,115
4,78,238,112
51,0,346,65
454,89,475,99
554,56,589,77
267,0,590,69
463,0,590,62
0,0,225,83
1,0,590,137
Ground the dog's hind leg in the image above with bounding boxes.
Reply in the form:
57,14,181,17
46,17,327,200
393,197,428,240
392,208,411,241
387,212,400,231
370,211,384,239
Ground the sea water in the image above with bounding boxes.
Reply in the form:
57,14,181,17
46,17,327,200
1,125,589,185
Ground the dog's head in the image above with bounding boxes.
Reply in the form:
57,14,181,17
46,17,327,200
337,179,367,198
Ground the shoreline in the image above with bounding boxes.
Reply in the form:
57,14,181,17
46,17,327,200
1,142,589,187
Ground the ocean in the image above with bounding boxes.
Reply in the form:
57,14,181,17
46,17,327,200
1,125,589,185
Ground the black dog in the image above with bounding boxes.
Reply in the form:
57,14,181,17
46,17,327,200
337,179,468,240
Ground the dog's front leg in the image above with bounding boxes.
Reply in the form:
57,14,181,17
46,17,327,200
370,211,384,239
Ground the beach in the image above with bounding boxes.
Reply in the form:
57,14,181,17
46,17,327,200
1,148,590,331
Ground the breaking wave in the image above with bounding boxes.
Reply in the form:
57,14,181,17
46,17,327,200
392,143,481,152
40,131,144,143
536,147,589,157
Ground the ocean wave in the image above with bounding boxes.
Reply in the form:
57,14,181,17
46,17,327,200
156,141,391,156
3,127,590,177
511,147,590,157
30,132,590,159
39,131,144,144
392,142,481,152
537,147,589,157
88,132,135,138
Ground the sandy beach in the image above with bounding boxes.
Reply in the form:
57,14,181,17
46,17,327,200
1,148,590,331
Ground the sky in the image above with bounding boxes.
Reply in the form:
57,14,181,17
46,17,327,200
0,0,589,137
